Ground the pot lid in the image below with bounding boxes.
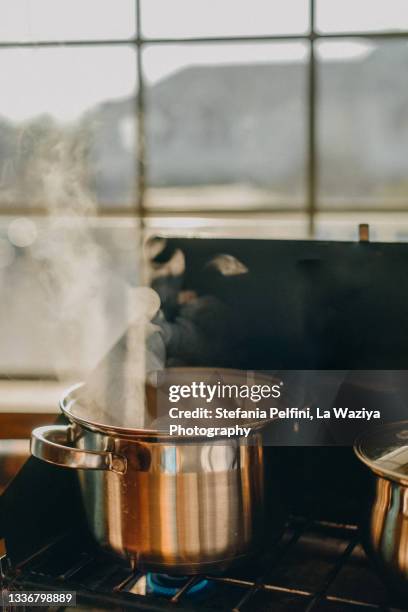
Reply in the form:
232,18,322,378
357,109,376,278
60,369,284,439
60,383,164,438
354,421,408,484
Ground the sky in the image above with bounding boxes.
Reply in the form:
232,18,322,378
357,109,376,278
0,0,407,122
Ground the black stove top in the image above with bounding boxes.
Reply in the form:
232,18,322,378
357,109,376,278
2,516,407,611
4,236,408,610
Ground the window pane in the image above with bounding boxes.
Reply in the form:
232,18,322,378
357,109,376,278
316,0,408,33
0,0,135,42
143,43,308,211
0,47,138,209
317,40,408,208
141,0,309,38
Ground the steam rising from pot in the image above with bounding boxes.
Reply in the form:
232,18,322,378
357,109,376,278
80,286,162,428
3,126,245,428
10,125,164,426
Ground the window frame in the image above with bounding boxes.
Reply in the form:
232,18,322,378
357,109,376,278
1,0,408,236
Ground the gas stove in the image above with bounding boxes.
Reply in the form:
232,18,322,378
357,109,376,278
4,236,408,610
2,515,407,611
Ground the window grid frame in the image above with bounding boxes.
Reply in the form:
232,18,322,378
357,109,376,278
1,0,408,236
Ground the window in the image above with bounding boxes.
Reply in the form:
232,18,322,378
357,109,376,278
0,2,407,223
143,42,308,211
1,1,408,380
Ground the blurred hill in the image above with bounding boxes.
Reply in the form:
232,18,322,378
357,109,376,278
0,42,408,208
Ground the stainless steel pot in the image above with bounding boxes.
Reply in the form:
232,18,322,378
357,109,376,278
31,383,271,574
354,421,408,595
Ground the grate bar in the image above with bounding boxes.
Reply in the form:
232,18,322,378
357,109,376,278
263,584,311,597
304,537,358,612
58,553,95,581
114,571,141,592
170,576,200,604
311,519,358,532
205,575,255,588
232,519,311,611
327,593,403,611
85,562,128,592
255,582,405,611
16,533,68,570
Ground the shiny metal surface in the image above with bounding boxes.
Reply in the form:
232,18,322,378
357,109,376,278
354,421,408,485
31,389,270,574
59,375,282,437
359,476,408,594
31,425,127,474
78,431,265,573
355,424,408,594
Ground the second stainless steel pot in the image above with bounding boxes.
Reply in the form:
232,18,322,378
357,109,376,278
354,421,408,595
31,383,277,574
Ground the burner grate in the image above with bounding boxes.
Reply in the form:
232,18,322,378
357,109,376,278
6,517,408,611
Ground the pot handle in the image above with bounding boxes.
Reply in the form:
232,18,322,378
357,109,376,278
31,425,127,474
